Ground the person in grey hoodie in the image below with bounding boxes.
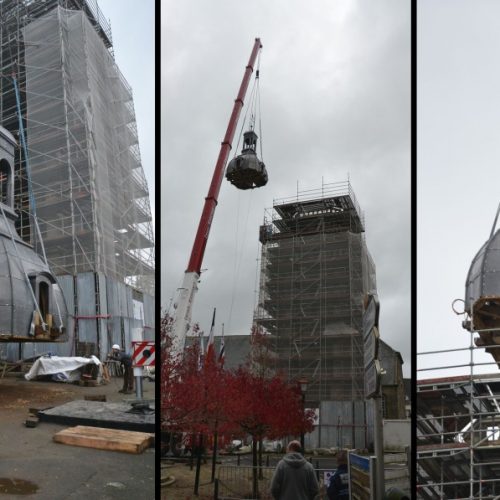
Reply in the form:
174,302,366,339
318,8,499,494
270,440,319,500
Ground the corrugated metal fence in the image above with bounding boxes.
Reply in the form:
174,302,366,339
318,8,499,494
0,271,154,362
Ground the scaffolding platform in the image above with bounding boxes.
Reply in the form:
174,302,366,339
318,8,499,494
254,181,374,403
253,181,382,449
417,350,500,498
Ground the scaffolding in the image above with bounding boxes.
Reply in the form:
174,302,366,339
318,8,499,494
417,332,500,499
0,0,154,295
253,181,376,447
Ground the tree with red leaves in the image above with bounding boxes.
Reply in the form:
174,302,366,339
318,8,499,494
161,314,237,492
249,324,277,378
226,367,314,447
225,367,315,498
162,315,315,497
161,315,231,436
167,352,233,435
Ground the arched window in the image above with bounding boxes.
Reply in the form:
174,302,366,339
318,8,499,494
29,275,51,323
0,158,12,207
39,281,49,321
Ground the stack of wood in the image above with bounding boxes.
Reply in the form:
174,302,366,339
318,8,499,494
1,361,33,378
53,426,154,454
104,360,123,377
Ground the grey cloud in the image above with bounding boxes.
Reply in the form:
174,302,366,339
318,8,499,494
162,0,411,376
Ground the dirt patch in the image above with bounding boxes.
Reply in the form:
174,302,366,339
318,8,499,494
161,462,215,500
0,373,131,416
1,379,77,409
160,457,333,500
0,381,75,410
160,460,280,500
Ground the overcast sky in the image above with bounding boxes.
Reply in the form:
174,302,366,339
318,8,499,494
418,0,500,379
162,1,411,377
98,0,155,230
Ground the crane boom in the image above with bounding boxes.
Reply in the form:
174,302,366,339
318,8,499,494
170,38,263,355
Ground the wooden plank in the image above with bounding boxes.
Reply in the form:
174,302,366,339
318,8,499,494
102,364,111,382
0,361,33,377
25,417,39,428
55,425,153,442
351,467,370,488
53,425,154,454
0,335,66,342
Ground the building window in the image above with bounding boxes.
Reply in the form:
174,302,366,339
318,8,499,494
0,159,11,206
29,276,50,323
39,281,49,321
487,426,499,441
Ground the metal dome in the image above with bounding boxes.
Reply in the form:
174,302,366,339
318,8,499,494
226,130,268,190
465,227,500,328
464,213,500,366
0,126,68,341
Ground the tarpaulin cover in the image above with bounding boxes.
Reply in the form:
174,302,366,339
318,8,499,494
25,355,102,381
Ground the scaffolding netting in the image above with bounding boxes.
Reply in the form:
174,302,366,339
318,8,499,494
0,1,154,295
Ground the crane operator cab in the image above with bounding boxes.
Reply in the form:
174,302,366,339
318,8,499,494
0,125,67,341
226,130,268,190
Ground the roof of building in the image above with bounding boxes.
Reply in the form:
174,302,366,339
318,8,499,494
186,334,252,370
187,333,405,380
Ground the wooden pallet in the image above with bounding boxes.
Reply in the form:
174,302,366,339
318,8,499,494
0,361,33,378
104,360,123,377
53,425,154,454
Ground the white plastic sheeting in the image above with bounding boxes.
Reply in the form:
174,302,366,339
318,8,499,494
25,355,101,382
23,6,154,291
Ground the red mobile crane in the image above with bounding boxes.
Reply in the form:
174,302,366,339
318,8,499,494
170,38,266,355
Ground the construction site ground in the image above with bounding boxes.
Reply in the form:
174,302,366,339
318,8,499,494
161,453,332,500
161,450,410,499
161,460,216,500
0,372,155,499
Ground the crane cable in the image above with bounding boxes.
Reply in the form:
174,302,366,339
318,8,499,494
227,54,262,331
232,51,262,157
257,73,264,161
233,79,257,156
228,188,254,332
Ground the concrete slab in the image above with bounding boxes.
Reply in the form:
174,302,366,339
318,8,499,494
39,400,155,433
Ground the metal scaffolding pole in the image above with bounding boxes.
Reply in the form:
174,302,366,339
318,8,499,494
417,330,500,498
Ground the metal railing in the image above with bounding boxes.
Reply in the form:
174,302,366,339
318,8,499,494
215,465,334,500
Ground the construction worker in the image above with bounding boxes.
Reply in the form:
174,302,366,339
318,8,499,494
108,344,134,394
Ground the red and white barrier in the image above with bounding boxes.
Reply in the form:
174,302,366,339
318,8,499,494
132,341,155,367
